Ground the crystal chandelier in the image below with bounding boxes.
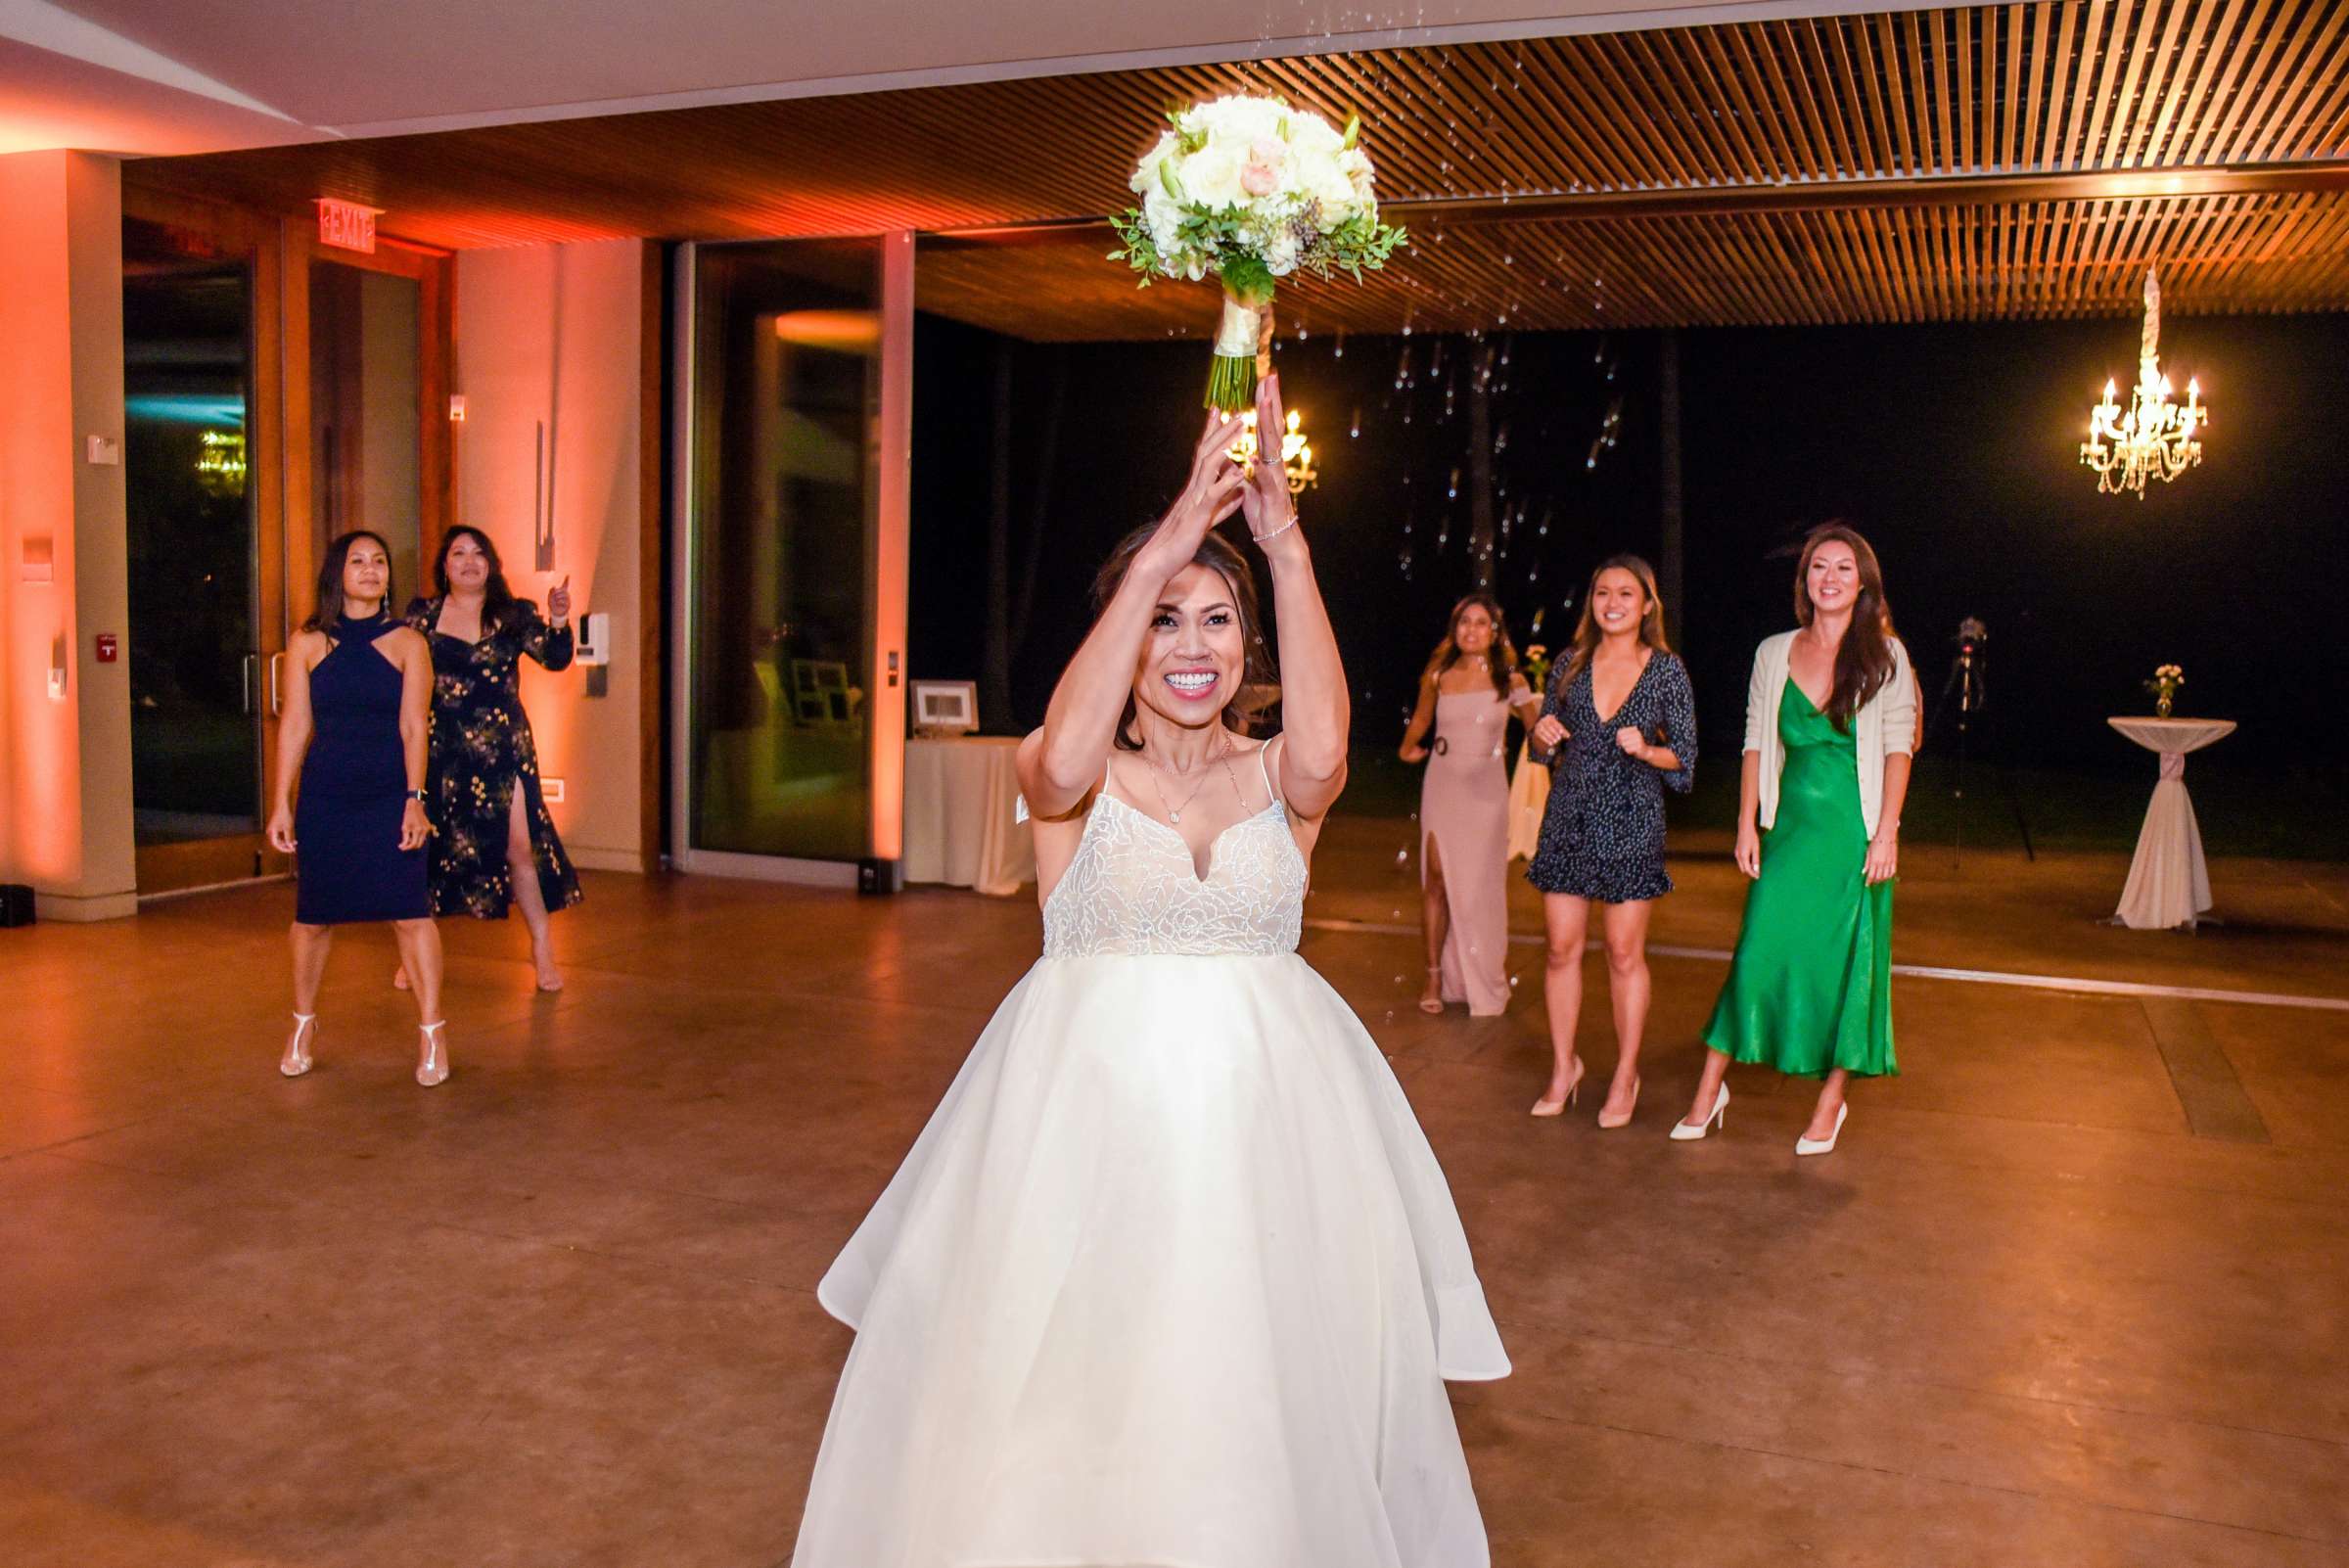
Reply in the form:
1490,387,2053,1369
2081,267,2205,497
1229,408,1317,493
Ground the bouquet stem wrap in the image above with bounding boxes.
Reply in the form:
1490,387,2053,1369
1209,292,1272,413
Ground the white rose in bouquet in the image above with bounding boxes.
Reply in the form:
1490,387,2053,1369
1110,94,1407,411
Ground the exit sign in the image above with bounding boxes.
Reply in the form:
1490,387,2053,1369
315,198,382,254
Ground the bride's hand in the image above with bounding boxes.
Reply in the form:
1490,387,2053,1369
1135,411,1249,586
1238,372,1302,559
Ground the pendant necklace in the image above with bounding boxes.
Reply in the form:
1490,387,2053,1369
1143,729,1236,825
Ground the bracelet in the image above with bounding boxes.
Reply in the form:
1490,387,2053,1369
1252,515,1299,544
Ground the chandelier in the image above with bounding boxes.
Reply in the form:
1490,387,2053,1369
2081,267,2205,497
1230,408,1317,493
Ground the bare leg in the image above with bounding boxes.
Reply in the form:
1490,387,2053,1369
392,916,449,1084
284,922,333,1073
291,922,334,1012
1597,899,1653,1125
507,788,562,992
1535,894,1590,1110
393,917,444,1025
1418,832,1450,1014
1806,1068,1851,1140
1681,1046,1732,1130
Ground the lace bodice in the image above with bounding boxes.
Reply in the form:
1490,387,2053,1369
1041,794,1307,957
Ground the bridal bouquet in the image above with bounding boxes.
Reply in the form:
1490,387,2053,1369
1110,95,1405,411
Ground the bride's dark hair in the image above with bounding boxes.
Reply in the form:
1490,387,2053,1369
1090,523,1279,750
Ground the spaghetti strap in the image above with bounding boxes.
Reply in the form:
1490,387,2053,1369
1259,737,1281,805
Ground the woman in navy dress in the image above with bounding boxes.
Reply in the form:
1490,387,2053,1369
1524,555,1695,1128
266,530,450,1086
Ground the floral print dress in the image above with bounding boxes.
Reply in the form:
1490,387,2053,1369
404,595,584,921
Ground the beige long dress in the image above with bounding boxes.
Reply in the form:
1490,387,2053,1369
1420,682,1525,1016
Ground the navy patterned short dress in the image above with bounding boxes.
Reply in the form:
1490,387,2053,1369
1525,651,1697,903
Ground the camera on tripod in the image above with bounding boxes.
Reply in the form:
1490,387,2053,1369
1947,617,1989,715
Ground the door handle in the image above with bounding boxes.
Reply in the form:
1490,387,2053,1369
243,653,258,716
268,651,285,715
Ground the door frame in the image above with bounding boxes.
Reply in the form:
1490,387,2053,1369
283,224,455,623
117,187,454,896
120,188,286,894
664,236,913,888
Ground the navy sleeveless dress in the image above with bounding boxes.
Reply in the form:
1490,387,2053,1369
295,614,431,926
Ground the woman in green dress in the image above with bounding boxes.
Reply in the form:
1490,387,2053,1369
1675,525,1917,1155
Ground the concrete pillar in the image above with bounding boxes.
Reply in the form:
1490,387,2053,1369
0,151,135,920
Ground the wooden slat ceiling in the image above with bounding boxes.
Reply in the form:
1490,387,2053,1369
127,0,2349,337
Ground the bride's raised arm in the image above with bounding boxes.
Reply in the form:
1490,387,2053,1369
1018,410,1249,819
1239,373,1348,823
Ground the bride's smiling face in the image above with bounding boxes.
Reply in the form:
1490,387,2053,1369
1133,563,1245,730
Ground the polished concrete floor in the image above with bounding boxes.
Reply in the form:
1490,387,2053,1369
5,818,2346,1567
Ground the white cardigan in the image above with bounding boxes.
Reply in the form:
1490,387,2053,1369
1742,629,1917,838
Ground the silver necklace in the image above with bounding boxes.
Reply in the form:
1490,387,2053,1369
1142,730,1238,825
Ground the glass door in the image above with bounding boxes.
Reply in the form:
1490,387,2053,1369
307,259,424,586
681,239,884,866
123,217,271,893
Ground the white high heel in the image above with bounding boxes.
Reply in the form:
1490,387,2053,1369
415,1020,450,1087
1795,1102,1848,1157
280,1013,317,1078
1670,1083,1727,1140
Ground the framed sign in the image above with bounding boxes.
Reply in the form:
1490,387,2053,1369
909,679,978,736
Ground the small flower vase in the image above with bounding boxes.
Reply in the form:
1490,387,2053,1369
2156,692,2174,718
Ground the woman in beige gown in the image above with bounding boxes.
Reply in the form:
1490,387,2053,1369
1401,595,1542,1016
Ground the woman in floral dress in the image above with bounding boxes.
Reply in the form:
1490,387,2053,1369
401,527,582,991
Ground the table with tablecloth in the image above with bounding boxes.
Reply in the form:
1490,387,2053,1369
2107,715,2235,931
1507,740,1549,861
902,735,1036,897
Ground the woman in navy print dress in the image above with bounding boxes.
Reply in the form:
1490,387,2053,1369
1524,555,1695,1129
399,526,581,992
267,530,451,1086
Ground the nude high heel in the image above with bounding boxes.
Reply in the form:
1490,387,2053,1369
1531,1057,1586,1117
1670,1084,1727,1141
415,1020,450,1087
1418,966,1445,1015
280,1013,317,1078
1795,1102,1848,1157
1596,1076,1640,1130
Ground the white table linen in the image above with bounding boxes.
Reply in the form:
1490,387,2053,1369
1506,740,1548,862
902,735,1035,898
2107,716,2235,931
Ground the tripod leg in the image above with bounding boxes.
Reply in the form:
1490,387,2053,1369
2003,763,2036,862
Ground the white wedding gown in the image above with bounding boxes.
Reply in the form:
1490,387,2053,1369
793,761,1510,1567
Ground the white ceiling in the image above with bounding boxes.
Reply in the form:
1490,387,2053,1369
3,0,1948,157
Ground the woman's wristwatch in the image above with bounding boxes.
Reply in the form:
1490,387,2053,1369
407,789,429,803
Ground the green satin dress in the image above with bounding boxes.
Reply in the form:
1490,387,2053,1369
1701,677,1896,1078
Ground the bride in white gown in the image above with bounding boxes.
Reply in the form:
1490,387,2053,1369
793,373,1510,1567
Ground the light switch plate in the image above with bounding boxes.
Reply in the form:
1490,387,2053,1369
86,435,120,466
542,778,566,803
